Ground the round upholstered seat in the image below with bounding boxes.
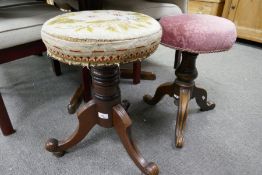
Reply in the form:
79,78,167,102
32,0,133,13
41,10,162,66
160,14,237,53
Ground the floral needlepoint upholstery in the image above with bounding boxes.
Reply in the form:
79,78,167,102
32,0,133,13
160,14,237,53
41,10,162,66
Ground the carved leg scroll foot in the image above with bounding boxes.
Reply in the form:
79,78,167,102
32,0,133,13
143,82,175,105
175,87,191,148
113,105,159,175
193,86,215,111
45,100,97,157
45,138,66,157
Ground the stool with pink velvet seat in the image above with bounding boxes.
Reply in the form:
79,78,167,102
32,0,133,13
143,14,237,148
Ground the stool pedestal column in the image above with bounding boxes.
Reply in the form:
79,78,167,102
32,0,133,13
67,63,156,114
45,65,159,175
144,52,215,148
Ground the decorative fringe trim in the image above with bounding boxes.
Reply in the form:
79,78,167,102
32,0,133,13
46,43,159,67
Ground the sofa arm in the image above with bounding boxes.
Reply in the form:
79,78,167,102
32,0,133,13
50,0,188,12
0,0,44,9
149,0,188,13
48,0,76,10
52,0,104,11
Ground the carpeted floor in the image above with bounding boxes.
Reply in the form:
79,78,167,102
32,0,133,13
0,41,262,175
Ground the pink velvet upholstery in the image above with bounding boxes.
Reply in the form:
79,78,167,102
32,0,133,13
160,14,237,53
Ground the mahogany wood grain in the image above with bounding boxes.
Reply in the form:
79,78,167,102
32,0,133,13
174,50,182,69
113,105,159,175
46,100,97,157
143,82,176,105
175,87,190,148
67,0,157,114
46,65,158,174
67,84,84,114
120,68,156,82
144,52,215,148
0,40,46,64
193,86,216,111
82,67,92,102
132,61,141,84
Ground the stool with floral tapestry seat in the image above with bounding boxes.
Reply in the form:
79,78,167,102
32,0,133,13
144,14,237,148
41,10,162,175
49,0,188,115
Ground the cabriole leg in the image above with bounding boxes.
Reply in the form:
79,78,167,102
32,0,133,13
193,86,215,111
45,100,97,157
175,87,191,148
113,105,159,175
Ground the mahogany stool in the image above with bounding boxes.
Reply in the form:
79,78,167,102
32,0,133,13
144,14,237,148
41,10,162,174
66,60,156,115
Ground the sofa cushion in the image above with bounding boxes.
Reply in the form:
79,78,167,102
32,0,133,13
103,0,182,19
57,0,182,19
0,3,63,49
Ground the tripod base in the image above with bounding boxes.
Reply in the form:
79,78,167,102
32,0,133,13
144,52,215,148
46,65,159,175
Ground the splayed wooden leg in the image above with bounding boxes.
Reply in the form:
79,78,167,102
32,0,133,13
113,105,159,175
82,67,92,102
193,86,215,111
67,67,92,114
67,84,84,114
133,61,141,84
143,82,175,105
175,87,191,148
120,61,156,85
51,59,61,76
47,65,159,174
45,100,97,157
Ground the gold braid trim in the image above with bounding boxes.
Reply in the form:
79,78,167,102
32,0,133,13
46,43,160,67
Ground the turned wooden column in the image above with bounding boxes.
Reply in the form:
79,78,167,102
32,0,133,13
91,65,121,128
175,52,198,84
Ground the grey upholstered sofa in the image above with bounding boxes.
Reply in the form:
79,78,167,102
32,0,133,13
0,0,63,136
0,0,63,51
